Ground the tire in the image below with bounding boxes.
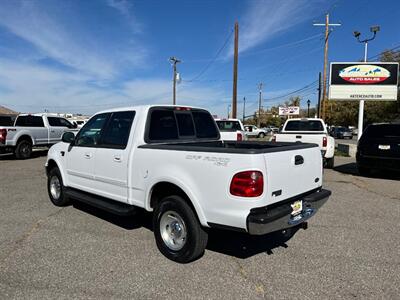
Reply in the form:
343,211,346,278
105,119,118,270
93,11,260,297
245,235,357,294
15,139,32,159
325,157,334,169
258,132,265,138
47,167,70,206
153,195,208,263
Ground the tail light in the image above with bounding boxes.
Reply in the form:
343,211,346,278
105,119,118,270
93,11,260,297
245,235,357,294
0,129,7,144
271,135,276,142
237,133,243,141
322,136,327,147
230,171,263,197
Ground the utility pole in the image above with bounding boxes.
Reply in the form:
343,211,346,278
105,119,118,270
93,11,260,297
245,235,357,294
313,14,341,121
317,72,322,118
257,83,263,127
169,57,181,105
242,97,246,122
232,21,239,118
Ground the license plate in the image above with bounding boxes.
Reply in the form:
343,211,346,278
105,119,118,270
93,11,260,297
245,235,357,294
378,145,391,150
291,200,303,216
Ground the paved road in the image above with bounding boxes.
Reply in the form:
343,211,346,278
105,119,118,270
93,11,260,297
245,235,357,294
1,153,399,299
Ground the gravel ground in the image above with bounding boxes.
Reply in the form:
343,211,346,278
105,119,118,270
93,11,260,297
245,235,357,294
0,152,399,299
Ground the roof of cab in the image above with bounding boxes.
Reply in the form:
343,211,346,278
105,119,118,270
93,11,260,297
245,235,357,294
96,104,205,115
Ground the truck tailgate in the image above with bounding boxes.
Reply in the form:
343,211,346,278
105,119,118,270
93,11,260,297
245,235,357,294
275,133,325,147
263,145,322,205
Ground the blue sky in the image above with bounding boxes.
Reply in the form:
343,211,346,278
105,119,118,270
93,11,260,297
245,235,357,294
0,0,399,117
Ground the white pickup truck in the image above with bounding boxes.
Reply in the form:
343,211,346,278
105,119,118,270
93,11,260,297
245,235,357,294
272,118,335,168
0,113,77,159
45,105,331,263
215,118,247,141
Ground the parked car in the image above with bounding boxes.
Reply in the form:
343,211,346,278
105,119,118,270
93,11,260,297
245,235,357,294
272,118,335,168
244,125,268,138
264,125,279,133
356,123,400,175
45,105,331,263
215,118,247,141
331,126,353,139
0,113,77,159
0,115,16,126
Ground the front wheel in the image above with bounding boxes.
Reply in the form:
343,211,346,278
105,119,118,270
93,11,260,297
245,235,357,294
153,195,208,263
258,132,265,138
47,167,70,206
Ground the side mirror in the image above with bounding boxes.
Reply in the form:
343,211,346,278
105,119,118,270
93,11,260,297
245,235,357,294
62,132,75,144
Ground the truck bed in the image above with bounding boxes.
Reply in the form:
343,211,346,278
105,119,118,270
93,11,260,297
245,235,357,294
138,140,318,154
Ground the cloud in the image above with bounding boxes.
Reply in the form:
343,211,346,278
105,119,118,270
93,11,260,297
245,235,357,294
106,0,142,32
0,0,146,79
238,0,316,53
0,58,227,116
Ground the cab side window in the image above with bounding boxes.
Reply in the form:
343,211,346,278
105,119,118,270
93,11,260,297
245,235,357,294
100,111,135,148
75,113,109,147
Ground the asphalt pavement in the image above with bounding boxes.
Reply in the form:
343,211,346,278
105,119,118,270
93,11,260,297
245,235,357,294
1,152,399,299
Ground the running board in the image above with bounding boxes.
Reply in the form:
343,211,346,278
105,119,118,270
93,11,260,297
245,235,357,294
65,188,137,216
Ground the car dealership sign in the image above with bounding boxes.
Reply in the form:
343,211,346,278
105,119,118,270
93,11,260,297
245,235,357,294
329,62,399,101
279,106,300,116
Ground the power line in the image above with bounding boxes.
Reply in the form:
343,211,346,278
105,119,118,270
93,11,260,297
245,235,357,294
265,80,319,101
184,28,234,82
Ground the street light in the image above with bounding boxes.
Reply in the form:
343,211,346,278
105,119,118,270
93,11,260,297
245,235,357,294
353,25,380,140
307,99,311,117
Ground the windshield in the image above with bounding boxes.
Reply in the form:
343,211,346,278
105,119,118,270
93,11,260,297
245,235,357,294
284,120,324,131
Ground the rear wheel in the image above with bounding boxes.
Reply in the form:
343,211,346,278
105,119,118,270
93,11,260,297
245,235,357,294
153,195,208,263
47,167,70,206
15,139,32,159
258,132,265,138
325,157,334,169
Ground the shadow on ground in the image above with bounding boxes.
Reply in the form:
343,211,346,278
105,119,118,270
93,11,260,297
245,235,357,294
73,201,301,259
0,149,48,161
334,162,400,180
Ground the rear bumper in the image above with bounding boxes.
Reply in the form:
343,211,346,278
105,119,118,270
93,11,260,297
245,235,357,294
357,154,400,171
247,189,331,235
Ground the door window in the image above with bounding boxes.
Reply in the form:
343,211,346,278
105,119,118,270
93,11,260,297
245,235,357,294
100,111,135,148
48,117,74,128
75,113,109,146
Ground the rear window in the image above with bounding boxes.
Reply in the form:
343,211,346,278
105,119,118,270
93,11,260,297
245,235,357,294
15,116,44,127
364,124,400,138
216,121,242,132
284,120,324,131
147,108,219,142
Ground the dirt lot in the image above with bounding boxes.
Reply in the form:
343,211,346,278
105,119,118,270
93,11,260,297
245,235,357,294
0,152,399,299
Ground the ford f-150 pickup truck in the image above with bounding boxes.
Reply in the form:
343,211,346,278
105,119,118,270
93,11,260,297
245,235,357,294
272,118,335,168
215,118,247,141
0,113,77,159
45,105,331,263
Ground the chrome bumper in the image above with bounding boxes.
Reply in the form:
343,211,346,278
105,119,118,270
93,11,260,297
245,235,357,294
247,189,331,235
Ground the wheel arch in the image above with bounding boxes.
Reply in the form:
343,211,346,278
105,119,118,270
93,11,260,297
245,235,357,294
16,134,34,146
147,181,207,226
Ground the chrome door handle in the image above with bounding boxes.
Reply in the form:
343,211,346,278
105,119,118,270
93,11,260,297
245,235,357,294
113,155,122,162
84,153,92,159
